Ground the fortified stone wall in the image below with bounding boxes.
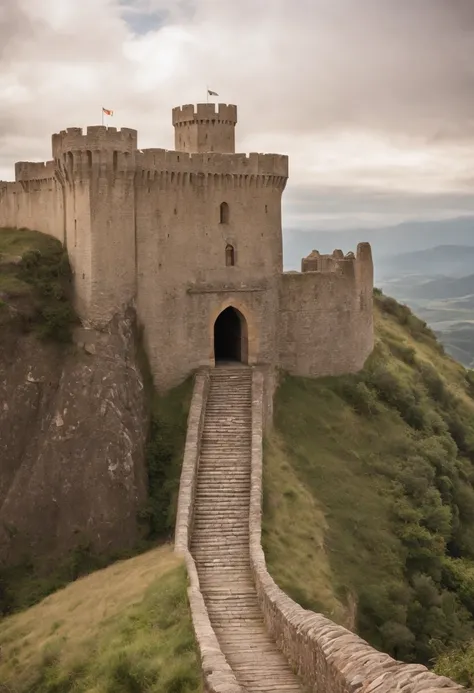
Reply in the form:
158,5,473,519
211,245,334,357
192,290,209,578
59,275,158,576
279,243,374,378
0,178,64,243
15,160,56,181
135,150,288,390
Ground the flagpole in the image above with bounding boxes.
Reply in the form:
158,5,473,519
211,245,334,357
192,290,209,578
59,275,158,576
206,86,208,103
101,107,104,126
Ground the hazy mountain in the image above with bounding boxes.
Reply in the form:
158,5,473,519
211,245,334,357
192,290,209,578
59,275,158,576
376,245,474,281
283,216,474,271
406,274,474,301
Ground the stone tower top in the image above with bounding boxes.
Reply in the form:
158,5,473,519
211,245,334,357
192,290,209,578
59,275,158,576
172,103,238,154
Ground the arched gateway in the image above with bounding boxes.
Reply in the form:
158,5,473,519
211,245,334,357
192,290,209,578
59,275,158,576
213,307,248,364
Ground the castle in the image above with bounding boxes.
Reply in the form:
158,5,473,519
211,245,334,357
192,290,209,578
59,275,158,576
0,103,374,390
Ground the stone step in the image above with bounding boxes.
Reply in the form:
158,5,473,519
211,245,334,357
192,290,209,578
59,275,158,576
190,371,304,693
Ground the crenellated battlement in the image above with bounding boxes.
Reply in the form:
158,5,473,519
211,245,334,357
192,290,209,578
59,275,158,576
15,160,56,182
136,148,288,177
52,126,138,160
301,244,370,274
172,103,237,126
56,149,137,178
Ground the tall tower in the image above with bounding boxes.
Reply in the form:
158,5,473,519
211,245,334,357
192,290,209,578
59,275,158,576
52,126,138,325
172,103,237,153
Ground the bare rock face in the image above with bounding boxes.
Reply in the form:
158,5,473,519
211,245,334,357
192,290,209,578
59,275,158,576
0,310,148,567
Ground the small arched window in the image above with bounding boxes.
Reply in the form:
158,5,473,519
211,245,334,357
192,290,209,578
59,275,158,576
220,201,229,224
225,244,235,267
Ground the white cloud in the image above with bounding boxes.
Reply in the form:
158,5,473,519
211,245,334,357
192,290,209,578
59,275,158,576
1,0,473,229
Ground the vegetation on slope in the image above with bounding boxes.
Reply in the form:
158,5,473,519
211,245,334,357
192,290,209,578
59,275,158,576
0,546,200,693
140,376,194,541
0,226,77,341
263,290,474,676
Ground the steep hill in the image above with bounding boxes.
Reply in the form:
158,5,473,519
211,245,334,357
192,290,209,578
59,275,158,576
263,290,474,683
0,545,200,693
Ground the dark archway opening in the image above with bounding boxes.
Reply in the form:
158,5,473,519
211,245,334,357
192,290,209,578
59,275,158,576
214,307,247,363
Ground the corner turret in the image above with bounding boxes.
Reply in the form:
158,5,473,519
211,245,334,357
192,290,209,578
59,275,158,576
172,103,237,153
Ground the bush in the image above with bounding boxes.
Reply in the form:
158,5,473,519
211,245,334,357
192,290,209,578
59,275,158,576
10,244,78,342
337,379,379,416
139,379,192,540
386,338,417,366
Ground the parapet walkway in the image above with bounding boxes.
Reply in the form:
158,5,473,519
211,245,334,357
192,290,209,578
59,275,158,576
190,366,304,692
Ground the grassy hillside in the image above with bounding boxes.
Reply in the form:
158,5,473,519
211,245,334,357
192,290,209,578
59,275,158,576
0,546,200,693
263,290,474,679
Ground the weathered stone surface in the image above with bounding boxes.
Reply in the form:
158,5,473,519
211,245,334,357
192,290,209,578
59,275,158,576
175,370,245,693
0,309,148,566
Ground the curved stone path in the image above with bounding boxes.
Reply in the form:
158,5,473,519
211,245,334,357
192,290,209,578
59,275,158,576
190,366,304,692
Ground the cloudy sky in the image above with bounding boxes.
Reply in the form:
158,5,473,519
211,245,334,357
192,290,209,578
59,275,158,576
1,0,474,230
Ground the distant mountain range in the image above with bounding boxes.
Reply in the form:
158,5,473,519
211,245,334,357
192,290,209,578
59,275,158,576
376,245,474,281
405,274,474,301
283,216,474,271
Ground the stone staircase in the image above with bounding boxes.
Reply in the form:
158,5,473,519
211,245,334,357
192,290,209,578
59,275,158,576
190,366,304,692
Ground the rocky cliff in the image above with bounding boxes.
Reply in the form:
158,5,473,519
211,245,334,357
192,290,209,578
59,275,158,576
0,229,148,569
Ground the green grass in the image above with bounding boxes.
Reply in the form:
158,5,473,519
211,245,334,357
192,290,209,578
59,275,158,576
264,290,474,671
140,377,194,541
0,546,201,693
0,226,77,341
0,226,62,257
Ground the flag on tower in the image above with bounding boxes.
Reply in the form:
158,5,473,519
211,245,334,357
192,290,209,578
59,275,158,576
207,89,218,96
102,107,114,116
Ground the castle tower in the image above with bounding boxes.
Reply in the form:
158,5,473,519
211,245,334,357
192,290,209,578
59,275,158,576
52,126,138,325
172,103,237,153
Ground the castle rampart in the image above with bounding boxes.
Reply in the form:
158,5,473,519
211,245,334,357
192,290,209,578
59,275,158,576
279,243,374,378
15,160,56,182
52,126,138,159
172,103,237,125
136,149,288,177
0,179,64,243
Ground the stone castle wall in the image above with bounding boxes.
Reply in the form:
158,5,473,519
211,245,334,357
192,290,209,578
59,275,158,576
135,153,287,390
279,243,374,378
0,179,64,243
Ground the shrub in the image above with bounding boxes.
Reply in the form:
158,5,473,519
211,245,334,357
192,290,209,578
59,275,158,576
386,338,417,366
337,379,379,416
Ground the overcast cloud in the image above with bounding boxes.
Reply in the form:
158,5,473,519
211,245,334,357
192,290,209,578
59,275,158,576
1,0,474,229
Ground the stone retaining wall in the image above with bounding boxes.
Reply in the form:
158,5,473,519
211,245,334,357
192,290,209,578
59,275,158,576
249,368,469,693
174,369,245,693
